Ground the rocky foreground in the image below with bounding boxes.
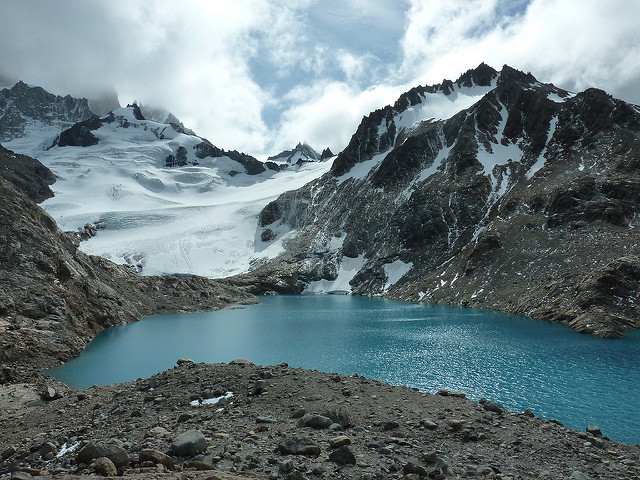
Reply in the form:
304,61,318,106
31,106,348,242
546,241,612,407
1,360,639,480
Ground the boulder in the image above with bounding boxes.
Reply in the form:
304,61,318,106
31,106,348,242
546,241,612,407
171,429,207,457
328,446,356,465
77,440,129,468
277,436,320,456
139,448,174,469
297,413,333,429
88,457,118,476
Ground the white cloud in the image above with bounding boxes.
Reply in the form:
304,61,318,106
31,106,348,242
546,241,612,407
275,80,406,155
399,0,640,99
2,0,640,160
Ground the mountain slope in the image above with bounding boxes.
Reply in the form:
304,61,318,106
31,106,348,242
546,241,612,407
240,64,640,337
0,146,252,380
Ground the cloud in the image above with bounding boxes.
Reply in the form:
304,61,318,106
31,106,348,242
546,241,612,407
275,80,406,155
399,0,640,101
2,0,640,160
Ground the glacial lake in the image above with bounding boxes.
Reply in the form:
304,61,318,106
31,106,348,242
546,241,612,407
47,295,640,444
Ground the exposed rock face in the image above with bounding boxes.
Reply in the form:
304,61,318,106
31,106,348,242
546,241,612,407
193,139,266,174
0,81,94,142
0,144,55,202
268,142,322,164
0,148,253,381
240,64,640,337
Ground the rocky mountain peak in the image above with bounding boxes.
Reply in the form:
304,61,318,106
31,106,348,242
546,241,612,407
245,63,640,338
267,142,321,164
0,81,94,143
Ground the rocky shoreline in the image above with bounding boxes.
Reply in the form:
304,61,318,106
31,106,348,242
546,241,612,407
1,360,639,480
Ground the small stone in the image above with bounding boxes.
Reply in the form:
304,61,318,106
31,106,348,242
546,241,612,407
291,408,306,419
277,436,320,456
437,389,449,396
328,423,344,431
322,406,353,428
403,462,428,477
89,457,118,476
329,436,352,449
256,415,278,424
483,401,505,414
171,429,208,457
139,448,175,469
251,379,267,395
298,413,333,429
421,418,438,430
586,425,603,436
2,445,18,459
150,426,171,436
11,472,34,480
571,471,592,480
279,460,294,473
382,421,400,431
449,419,464,431
405,475,420,480
177,413,193,423
229,358,253,365
523,408,535,417
176,358,195,366
183,460,216,470
328,446,356,465
448,390,466,398
41,386,61,401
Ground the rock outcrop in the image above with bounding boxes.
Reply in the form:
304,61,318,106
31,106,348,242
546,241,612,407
0,81,94,142
239,64,640,337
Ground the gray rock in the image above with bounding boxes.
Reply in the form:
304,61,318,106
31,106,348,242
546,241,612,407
421,418,438,430
11,472,34,480
322,406,353,428
483,400,505,414
328,445,356,465
171,429,207,457
1,445,17,459
256,415,278,424
251,379,267,395
298,413,333,429
277,436,321,456
39,442,58,459
88,457,118,476
329,435,352,449
139,448,175,469
571,472,592,480
586,425,603,436
382,421,399,430
77,440,129,468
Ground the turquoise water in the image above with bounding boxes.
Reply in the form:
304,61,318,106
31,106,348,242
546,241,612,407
47,295,640,444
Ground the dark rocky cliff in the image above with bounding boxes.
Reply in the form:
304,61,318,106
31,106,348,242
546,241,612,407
0,146,253,381
239,64,640,338
0,81,94,142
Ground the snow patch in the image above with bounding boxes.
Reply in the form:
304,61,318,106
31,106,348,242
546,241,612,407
190,391,234,406
527,115,558,180
383,260,413,291
304,255,366,294
56,441,80,458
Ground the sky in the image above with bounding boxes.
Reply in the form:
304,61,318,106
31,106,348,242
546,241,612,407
1,0,640,159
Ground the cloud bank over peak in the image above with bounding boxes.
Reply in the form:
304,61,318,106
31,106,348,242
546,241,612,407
1,0,639,159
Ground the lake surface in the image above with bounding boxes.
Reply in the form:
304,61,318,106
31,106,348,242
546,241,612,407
47,295,640,444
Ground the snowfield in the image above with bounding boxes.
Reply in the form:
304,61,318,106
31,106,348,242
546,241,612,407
5,107,332,277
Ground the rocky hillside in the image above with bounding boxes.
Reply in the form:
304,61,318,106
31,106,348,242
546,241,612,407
2,361,639,480
0,81,94,143
0,146,254,382
241,64,640,338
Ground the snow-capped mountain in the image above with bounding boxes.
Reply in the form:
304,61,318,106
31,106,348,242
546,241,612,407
241,63,640,337
0,81,94,151
4,99,332,277
267,142,322,164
